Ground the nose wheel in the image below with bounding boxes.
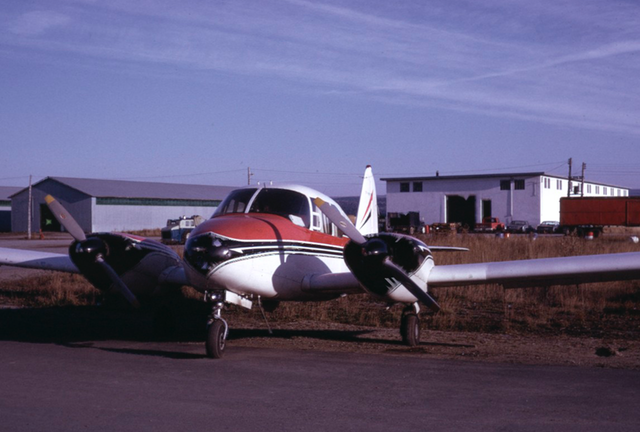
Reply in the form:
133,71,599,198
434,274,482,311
206,319,228,359
205,290,229,359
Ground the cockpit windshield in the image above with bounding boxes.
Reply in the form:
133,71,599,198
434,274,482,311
212,187,311,228
213,188,257,217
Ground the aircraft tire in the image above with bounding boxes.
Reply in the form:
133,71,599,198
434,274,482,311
206,320,226,359
400,314,420,347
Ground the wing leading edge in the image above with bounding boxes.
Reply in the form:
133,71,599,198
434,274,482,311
0,247,78,273
428,251,640,289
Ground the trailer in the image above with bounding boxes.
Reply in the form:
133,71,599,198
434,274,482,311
559,197,640,236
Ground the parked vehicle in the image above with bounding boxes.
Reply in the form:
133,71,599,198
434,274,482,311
161,215,204,244
387,211,424,234
506,220,534,233
560,197,640,236
537,221,560,234
474,217,505,233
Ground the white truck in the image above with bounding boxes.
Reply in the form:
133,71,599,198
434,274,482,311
161,215,204,244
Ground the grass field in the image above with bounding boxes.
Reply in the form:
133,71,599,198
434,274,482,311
1,233,639,339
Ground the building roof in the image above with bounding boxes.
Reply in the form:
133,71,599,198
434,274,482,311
0,186,22,201
11,177,236,200
381,172,626,189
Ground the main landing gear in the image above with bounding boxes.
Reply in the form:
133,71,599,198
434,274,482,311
205,291,228,359
400,303,421,347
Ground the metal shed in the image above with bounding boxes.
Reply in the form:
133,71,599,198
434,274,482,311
10,177,235,234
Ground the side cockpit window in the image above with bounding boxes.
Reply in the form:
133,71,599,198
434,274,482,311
212,188,258,217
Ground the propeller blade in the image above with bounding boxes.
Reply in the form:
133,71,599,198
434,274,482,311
44,195,87,242
96,256,140,308
383,259,440,313
313,197,367,245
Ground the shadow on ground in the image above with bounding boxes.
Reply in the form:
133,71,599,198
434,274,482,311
0,304,398,347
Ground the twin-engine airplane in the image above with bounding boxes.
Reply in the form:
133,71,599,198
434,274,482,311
2,166,640,358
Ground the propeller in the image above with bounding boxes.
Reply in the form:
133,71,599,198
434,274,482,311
45,195,140,308
313,197,440,313
45,195,87,242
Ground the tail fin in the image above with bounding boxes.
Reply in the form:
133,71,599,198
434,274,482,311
355,165,378,237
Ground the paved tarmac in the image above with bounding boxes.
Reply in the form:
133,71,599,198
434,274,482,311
1,338,639,432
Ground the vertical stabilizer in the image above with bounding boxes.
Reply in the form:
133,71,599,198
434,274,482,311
355,165,378,237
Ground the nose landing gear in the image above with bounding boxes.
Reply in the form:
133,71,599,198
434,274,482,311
205,291,228,359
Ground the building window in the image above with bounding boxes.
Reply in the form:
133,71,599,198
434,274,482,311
556,179,562,190
587,184,592,194
413,182,423,192
603,187,607,196
500,180,510,190
400,182,410,193
514,179,525,190
595,186,600,194
542,177,551,189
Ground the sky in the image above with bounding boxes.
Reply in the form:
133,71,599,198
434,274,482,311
1,0,639,196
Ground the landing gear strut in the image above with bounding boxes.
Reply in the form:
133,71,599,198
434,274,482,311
400,303,420,347
205,291,228,359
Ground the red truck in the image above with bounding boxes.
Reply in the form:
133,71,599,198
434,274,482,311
560,197,640,236
474,217,505,233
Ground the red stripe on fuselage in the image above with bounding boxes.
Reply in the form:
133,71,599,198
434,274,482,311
191,214,349,247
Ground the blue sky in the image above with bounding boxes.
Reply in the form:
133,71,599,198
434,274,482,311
1,0,639,196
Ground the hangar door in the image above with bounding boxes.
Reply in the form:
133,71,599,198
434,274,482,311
40,204,62,232
446,195,476,229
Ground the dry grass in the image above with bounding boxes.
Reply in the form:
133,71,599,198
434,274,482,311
2,234,639,338
0,273,98,308
262,234,640,338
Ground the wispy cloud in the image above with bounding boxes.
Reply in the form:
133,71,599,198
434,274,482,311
2,0,639,135
7,10,71,36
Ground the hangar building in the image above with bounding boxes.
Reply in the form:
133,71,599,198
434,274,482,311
382,172,629,229
10,177,235,234
0,186,21,232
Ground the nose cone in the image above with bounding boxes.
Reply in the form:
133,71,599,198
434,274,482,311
184,214,291,277
184,232,235,276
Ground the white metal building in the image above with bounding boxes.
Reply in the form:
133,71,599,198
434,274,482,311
382,172,629,229
10,177,235,233
0,186,21,232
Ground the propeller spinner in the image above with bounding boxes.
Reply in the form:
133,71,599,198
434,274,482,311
313,197,440,312
44,195,140,308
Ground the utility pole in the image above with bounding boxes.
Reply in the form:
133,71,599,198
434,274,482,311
247,167,253,185
581,163,586,197
27,175,32,240
567,158,572,198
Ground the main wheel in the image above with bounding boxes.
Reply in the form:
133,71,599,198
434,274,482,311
205,320,226,359
400,314,420,347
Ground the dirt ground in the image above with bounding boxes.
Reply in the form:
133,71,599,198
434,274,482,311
0,300,637,369
217,317,640,369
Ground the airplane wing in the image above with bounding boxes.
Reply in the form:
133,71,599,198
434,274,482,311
0,247,78,273
428,251,640,288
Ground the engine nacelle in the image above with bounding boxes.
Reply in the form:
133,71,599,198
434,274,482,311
343,233,434,302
